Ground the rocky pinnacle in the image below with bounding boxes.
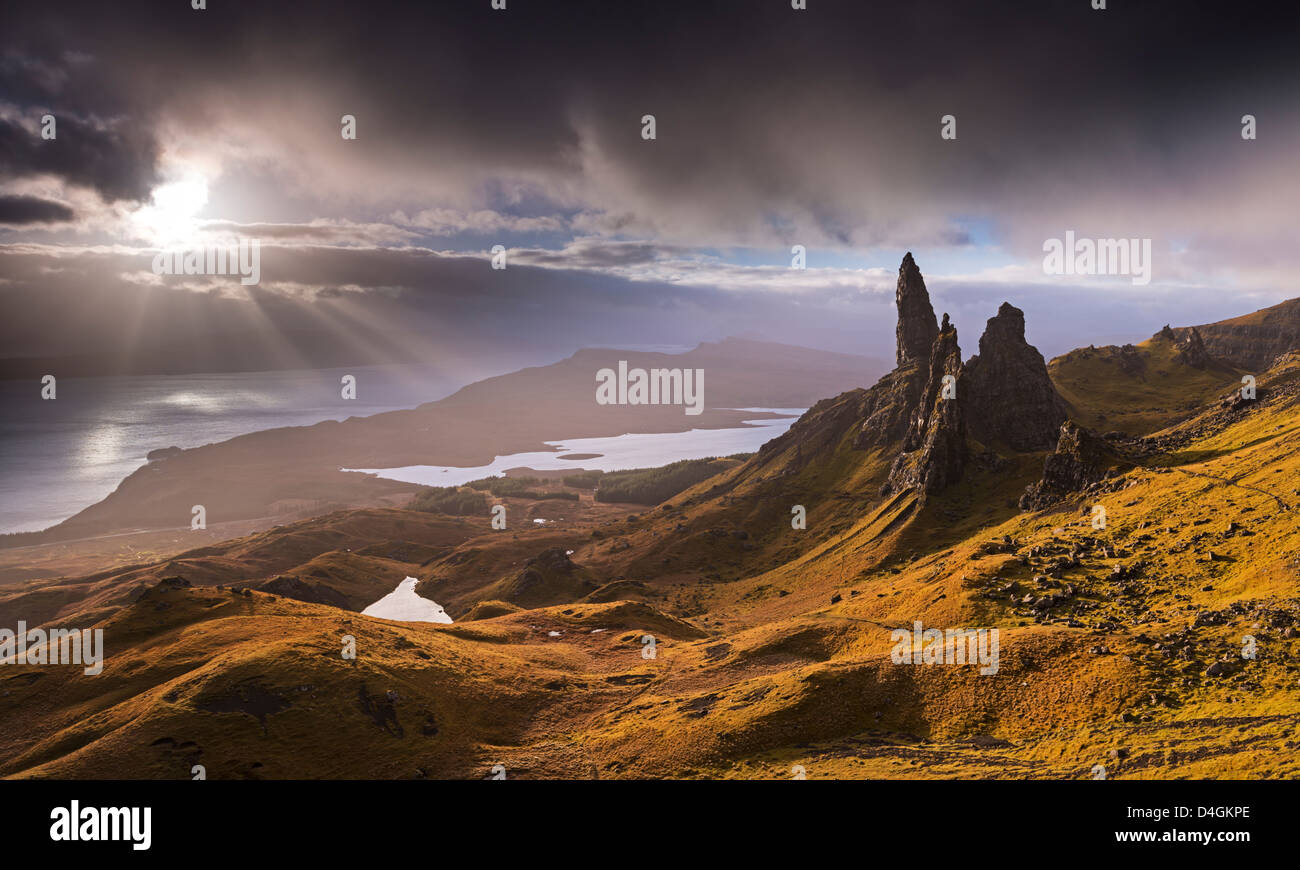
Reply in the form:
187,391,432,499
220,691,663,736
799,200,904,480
963,301,1067,452
1176,326,1211,369
895,252,939,368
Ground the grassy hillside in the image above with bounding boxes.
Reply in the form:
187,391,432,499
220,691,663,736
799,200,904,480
1049,332,1242,434
1173,297,1300,371
3,351,1299,779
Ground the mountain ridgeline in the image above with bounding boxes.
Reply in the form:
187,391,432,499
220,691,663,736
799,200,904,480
1165,297,1300,373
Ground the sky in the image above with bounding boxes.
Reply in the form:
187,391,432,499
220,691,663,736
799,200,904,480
2,0,1297,378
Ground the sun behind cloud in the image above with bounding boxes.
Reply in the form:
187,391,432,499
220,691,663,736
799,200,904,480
131,174,209,246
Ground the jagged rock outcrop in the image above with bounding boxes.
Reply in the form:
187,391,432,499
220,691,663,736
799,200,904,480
850,367,928,452
1019,421,1124,510
1117,344,1144,375
894,252,939,368
882,318,967,495
901,316,962,453
1175,326,1211,369
963,302,1067,451
784,254,1068,500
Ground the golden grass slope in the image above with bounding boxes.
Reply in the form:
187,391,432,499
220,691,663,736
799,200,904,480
1049,331,1242,435
2,359,1299,779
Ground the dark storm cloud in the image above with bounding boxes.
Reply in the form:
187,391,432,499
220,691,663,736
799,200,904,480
1,41,161,202
0,116,160,203
0,194,75,225
3,1,1294,234
1,0,1297,368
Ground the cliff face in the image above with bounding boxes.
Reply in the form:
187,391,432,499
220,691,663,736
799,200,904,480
963,302,1067,451
850,367,928,452
883,317,967,495
1166,297,1300,372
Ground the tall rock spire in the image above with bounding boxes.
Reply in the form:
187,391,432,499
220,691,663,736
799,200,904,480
963,302,1066,451
883,316,967,495
895,252,939,368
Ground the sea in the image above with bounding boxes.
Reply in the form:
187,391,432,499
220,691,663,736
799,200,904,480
0,361,806,536
0,364,462,534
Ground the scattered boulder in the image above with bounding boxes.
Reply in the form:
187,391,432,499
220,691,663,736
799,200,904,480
1206,658,1242,678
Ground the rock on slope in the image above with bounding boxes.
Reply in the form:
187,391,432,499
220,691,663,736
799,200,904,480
1018,421,1126,510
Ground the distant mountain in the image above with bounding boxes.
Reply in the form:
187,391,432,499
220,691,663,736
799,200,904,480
439,337,885,411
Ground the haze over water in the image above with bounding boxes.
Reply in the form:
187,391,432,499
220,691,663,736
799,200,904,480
0,364,462,534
